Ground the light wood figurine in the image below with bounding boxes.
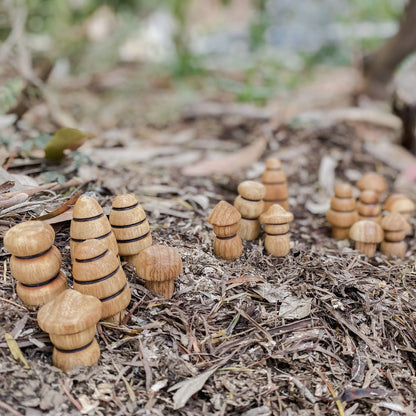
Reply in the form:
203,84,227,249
357,190,382,223
261,158,289,211
234,181,265,241
37,289,101,372
208,200,242,260
349,220,383,257
4,221,67,308
109,194,152,264
380,212,407,258
72,239,131,323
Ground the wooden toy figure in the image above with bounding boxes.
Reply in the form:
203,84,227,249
4,221,67,308
380,212,408,258
261,158,289,211
72,239,131,323
208,200,242,260
326,183,357,239
389,197,415,236
135,245,182,299
234,181,265,241
37,289,101,372
349,220,383,257
70,195,118,261
109,194,152,264
260,204,294,257
357,190,382,223
356,172,387,198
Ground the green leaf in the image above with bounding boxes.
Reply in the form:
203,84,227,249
40,171,66,185
44,128,91,161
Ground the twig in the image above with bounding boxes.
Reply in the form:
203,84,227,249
138,338,153,391
0,399,24,416
59,380,83,412
235,307,274,344
0,297,28,311
316,370,344,416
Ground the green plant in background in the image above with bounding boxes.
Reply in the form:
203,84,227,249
249,0,270,50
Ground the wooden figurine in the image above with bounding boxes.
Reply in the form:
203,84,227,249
259,204,294,257
357,190,382,223
349,220,383,257
70,195,118,261
384,193,407,211
135,245,182,299
208,200,242,260
380,212,408,258
389,197,415,236
261,158,289,211
234,181,265,241
109,194,152,264
72,239,131,323
326,183,357,239
356,172,387,198
4,221,67,308
37,289,101,372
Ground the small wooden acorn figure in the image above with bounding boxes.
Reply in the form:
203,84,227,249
380,212,408,258
349,220,383,257
326,183,357,239
234,181,265,241
135,245,182,299
109,194,152,264
4,221,67,308
261,158,289,212
357,190,382,223
70,195,118,261
72,239,131,323
356,172,387,198
208,200,242,260
260,204,294,257
37,289,101,372
389,197,415,236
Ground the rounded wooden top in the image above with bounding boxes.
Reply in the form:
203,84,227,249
74,238,107,261
237,181,266,200
260,204,294,224
356,173,387,194
381,212,408,232
390,197,415,213
384,193,407,211
135,245,182,282
349,220,383,243
4,221,55,256
359,190,379,204
37,289,101,335
208,200,241,226
334,183,353,198
112,194,138,209
265,158,282,170
73,195,103,219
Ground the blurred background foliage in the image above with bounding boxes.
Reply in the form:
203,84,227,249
0,0,408,107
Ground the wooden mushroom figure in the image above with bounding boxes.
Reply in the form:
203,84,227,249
349,220,384,257
380,212,408,258
70,195,118,261
234,181,265,241
109,194,152,264
326,183,357,239
356,172,387,198
135,245,182,298
208,200,242,260
261,158,289,211
4,221,67,308
260,204,294,257
357,190,382,223
72,239,131,323
389,197,415,236
37,289,101,372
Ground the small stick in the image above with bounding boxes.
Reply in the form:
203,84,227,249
0,297,28,311
59,380,83,412
0,399,24,416
315,370,344,416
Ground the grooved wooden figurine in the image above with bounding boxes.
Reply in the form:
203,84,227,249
260,204,294,257
4,221,67,308
70,195,118,261
109,194,152,264
72,239,131,323
357,190,382,223
37,289,101,372
380,212,408,258
234,181,265,241
135,245,182,298
349,220,384,257
326,183,357,239
261,158,289,211
208,200,242,260
356,172,387,198
389,197,415,236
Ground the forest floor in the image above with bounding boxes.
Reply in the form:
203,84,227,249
1,63,416,416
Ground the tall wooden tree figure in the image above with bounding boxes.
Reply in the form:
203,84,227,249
4,221,67,308
261,158,289,212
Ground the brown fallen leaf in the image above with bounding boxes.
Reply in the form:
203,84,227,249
36,192,81,222
181,138,267,176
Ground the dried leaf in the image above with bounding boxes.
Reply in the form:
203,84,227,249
168,366,218,410
36,192,81,221
44,128,92,161
5,333,30,369
279,296,312,320
182,138,267,176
